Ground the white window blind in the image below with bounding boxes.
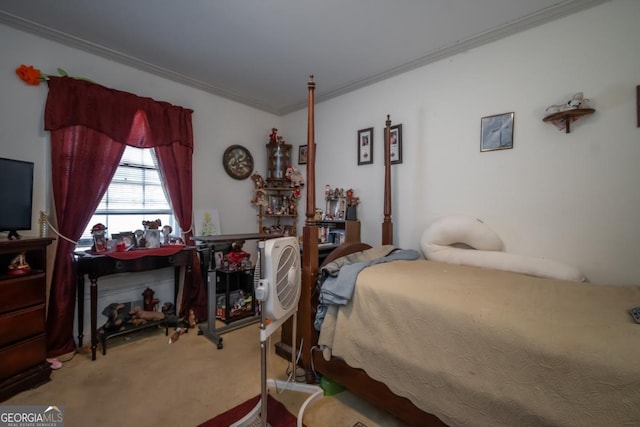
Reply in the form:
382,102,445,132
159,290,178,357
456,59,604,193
78,146,178,247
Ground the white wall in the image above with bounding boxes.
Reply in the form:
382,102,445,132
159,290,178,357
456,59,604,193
284,0,640,285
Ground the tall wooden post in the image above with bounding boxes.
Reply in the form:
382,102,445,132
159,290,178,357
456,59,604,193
301,76,319,382
382,114,393,245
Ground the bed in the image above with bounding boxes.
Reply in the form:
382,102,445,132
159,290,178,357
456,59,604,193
294,77,640,426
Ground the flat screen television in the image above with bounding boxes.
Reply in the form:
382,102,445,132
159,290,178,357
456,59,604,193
0,157,34,240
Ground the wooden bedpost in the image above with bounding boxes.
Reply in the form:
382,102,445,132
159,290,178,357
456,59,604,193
382,114,393,245
301,75,319,383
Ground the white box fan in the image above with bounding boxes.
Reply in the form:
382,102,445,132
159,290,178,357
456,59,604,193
258,236,301,327
232,236,322,427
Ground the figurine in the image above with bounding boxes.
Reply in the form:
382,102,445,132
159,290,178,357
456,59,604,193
142,287,158,311
162,225,172,245
91,223,108,252
251,171,265,189
8,252,30,275
226,240,250,269
269,128,278,142
251,189,268,207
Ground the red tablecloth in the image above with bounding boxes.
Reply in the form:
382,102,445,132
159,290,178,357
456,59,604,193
86,245,186,260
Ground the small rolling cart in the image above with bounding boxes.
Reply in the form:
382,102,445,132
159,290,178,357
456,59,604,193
194,233,280,349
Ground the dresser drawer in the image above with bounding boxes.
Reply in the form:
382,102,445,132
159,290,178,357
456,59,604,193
0,304,45,346
0,334,47,381
0,275,45,314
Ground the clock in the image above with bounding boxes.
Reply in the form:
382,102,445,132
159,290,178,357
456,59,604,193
222,145,254,180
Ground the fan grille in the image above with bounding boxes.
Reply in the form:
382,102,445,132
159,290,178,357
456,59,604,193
275,245,299,310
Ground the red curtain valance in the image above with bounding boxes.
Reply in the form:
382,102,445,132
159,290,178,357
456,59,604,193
44,76,193,149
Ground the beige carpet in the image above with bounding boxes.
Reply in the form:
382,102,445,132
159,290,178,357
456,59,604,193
4,324,408,426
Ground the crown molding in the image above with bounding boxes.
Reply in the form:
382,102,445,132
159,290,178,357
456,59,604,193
2,0,609,116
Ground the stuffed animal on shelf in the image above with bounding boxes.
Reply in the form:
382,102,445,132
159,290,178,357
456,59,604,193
285,165,304,187
545,92,590,114
226,240,250,268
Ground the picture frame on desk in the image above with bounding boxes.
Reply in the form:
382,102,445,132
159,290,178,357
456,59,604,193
214,251,224,269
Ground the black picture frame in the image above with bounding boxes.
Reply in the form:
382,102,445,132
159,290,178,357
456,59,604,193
389,124,403,165
481,112,514,152
298,145,308,165
636,85,640,128
357,127,373,165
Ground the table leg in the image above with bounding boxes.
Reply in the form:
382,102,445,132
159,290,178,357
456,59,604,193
77,272,85,349
90,276,98,361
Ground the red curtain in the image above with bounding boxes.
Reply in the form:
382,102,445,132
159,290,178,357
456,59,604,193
44,76,206,357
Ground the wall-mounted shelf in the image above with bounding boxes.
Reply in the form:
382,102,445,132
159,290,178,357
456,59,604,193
543,108,595,133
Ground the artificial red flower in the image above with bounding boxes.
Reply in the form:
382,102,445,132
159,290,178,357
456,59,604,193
15,64,44,85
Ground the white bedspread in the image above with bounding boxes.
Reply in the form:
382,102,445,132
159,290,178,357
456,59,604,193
320,259,640,426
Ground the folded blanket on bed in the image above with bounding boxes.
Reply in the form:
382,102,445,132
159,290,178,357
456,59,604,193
314,245,420,330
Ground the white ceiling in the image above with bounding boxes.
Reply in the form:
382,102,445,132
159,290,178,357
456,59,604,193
0,0,608,115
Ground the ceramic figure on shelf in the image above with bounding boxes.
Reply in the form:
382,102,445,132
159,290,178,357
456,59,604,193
227,240,250,269
251,171,265,189
162,225,172,245
91,223,108,252
251,189,268,207
8,252,30,275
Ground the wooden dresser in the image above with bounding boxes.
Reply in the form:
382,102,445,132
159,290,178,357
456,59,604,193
0,237,54,402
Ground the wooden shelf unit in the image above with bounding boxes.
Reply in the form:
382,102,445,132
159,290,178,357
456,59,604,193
255,182,299,236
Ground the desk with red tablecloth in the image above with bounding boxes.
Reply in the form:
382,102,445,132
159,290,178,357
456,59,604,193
74,245,195,360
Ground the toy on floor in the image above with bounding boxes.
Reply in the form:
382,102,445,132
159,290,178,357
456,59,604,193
168,327,187,344
188,309,197,328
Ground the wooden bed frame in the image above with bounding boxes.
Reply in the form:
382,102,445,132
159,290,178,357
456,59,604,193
295,76,446,426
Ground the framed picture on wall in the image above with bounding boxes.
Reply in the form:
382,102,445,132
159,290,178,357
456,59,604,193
481,112,514,152
298,145,308,165
357,127,373,165
636,86,640,128
389,124,403,164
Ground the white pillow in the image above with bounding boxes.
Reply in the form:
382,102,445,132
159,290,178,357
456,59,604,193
421,215,586,282
421,215,503,251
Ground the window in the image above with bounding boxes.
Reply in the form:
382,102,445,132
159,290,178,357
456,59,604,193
78,146,179,248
